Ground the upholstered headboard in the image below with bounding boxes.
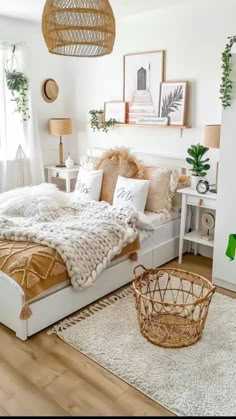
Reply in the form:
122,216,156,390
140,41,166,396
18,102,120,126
87,147,188,175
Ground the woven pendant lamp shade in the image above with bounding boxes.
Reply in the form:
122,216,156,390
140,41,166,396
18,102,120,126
42,0,116,57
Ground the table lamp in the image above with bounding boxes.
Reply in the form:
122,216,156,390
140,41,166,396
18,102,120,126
49,118,72,167
204,124,221,193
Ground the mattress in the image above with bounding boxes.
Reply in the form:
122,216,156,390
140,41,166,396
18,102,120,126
144,209,181,228
0,209,181,304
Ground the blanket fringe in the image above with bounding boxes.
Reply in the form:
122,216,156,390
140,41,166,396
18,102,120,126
48,286,133,335
20,303,32,320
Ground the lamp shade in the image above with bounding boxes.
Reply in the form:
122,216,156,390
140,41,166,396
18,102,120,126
49,118,72,136
42,0,116,57
204,124,221,149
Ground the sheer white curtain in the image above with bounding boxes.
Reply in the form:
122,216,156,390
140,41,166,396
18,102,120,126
0,43,44,192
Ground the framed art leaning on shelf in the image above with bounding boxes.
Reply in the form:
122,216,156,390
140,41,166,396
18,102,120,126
104,101,127,123
123,50,165,124
159,81,188,126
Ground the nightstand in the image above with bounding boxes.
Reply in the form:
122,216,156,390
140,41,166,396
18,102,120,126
178,187,217,263
45,165,80,193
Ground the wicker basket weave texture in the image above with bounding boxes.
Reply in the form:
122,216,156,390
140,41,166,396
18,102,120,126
133,266,216,348
42,0,116,57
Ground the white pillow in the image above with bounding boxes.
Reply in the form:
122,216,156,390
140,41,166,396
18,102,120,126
74,167,103,202
113,175,150,213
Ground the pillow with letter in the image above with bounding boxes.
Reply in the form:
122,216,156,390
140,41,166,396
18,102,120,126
113,175,150,213
74,167,103,202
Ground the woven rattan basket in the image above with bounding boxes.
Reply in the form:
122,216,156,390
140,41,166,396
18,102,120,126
133,266,216,348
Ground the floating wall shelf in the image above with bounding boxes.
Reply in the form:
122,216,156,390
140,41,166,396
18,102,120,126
115,123,190,129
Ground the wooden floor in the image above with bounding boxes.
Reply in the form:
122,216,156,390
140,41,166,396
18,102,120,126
0,254,235,417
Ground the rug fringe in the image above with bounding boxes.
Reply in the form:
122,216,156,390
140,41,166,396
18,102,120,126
48,285,133,335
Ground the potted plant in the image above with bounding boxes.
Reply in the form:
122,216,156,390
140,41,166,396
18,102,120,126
89,109,116,133
5,69,30,122
186,143,210,189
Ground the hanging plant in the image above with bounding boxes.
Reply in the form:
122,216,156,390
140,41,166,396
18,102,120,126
220,35,236,109
5,69,30,122
89,109,116,133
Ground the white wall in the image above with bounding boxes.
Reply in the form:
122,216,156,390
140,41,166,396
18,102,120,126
74,0,236,185
0,16,79,167
213,54,236,291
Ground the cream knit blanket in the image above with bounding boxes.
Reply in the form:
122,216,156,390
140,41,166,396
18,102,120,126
0,199,149,289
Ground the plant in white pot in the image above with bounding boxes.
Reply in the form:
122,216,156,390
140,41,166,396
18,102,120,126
186,143,210,189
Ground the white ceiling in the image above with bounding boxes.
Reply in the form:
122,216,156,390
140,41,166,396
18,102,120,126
0,0,191,22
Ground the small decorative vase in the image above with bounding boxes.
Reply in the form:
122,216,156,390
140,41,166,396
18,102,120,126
191,175,201,190
65,154,74,169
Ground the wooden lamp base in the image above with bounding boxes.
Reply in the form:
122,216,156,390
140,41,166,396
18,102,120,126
56,137,66,167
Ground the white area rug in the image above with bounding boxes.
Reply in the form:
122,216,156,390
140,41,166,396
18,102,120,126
50,288,236,417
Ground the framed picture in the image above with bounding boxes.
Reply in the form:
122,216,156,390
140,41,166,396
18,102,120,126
104,101,127,123
159,81,188,126
123,50,165,124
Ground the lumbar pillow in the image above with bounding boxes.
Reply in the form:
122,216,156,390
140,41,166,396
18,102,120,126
74,167,103,202
144,166,179,213
80,154,98,170
113,175,150,213
96,148,145,204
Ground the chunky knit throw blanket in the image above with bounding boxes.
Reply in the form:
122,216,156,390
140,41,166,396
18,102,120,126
0,199,147,289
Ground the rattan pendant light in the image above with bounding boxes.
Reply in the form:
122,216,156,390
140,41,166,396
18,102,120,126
42,0,116,57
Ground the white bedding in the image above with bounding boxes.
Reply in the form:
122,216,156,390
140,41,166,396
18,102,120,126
0,208,181,303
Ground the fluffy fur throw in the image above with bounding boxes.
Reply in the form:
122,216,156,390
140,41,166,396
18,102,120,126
0,185,152,289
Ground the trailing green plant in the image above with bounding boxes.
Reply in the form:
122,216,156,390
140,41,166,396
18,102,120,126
220,35,236,109
5,69,30,122
89,109,116,133
160,85,183,118
186,143,210,177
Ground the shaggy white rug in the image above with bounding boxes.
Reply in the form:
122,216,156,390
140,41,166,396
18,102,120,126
50,288,236,417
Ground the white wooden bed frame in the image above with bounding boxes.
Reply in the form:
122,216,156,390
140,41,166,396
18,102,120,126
0,150,188,341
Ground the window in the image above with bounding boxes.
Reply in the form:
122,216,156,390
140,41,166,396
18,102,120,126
5,84,27,160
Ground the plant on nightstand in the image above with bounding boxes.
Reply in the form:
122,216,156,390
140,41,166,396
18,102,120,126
186,143,210,189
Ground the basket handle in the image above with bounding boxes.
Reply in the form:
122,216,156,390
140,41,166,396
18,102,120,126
193,286,216,306
133,265,147,278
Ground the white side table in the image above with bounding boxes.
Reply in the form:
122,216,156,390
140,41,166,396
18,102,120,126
178,187,217,264
45,165,80,193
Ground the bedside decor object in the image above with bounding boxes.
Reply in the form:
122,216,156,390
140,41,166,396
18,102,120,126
124,50,165,124
186,143,210,189
220,36,236,108
5,69,30,122
42,79,59,103
89,109,116,133
104,101,127,124
196,179,210,194
133,266,216,348
201,212,215,241
65,153,74,169
42,0,116,57
159,81,188,126
49,118,72,167
204,124,221,193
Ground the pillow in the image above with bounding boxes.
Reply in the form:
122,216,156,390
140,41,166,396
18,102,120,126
113,175,150,213
95,148,145,204
172,174,190,209
74,167,103,202
144,166,179,213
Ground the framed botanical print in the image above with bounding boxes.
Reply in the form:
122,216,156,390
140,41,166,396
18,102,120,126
104,101,127,123
123,50,165,124
159,81,188,126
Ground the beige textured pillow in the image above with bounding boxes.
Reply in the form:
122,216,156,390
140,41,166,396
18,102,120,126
172,175,190,209
144,166,179,213
96,148,145,204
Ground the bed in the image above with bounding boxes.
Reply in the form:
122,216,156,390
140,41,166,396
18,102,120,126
0,150,188,340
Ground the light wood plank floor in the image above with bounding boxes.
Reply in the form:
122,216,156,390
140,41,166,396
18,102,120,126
0,255,235,416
